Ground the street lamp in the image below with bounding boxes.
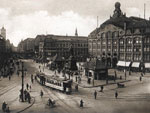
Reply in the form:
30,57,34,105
19,61,27,102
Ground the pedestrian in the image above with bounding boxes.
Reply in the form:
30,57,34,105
94,90,97,99
19,93,22,101
26,83,29,90
31,75,34,83
115,91,118,99
8,76,11,81
76,76,78,82
30,85,32,90
40,90,43,98
80,99,84,107
115,70,117,79
27,92,31,103
48,98,53,106
140,76,142,81
75,84,78,91
31,78,34,83
6,106,10,113
100,85,104,92
24,89,27,101
141,72,143,77
2,101,7,112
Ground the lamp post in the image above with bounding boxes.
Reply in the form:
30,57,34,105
19,61,27,102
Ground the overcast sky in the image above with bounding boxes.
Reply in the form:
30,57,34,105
0,0,150,46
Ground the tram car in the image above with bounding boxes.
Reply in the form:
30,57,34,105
36,72,72,94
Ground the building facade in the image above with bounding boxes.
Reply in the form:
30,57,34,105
42,34,88,62
88,2,150,71
17,38,35,58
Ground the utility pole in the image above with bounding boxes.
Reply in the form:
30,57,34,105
19,61,26,102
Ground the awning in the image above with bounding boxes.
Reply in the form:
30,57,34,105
117,61,131,67
131,62,140,68
145,63,150,68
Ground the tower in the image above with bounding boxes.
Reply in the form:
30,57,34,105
75,28,78,36
1,26,6,39
113,2,123,18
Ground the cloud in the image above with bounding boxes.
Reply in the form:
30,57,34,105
126,7,142,17
0,0,150,46
3,10,96,46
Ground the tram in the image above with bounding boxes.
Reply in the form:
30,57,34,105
36,72,72,94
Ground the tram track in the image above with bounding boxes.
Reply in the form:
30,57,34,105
41,86,71,113
0,76,30,97
48,88,77,110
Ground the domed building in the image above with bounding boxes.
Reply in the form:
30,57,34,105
88,2,150,72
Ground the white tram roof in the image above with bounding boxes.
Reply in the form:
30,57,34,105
46,74,69,81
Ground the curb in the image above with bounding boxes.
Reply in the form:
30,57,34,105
16,97,35,113
75,80,131,88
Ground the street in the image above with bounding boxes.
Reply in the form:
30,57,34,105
0,60,150,113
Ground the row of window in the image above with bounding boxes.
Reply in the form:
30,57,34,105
119,54,141,61
144,54,150,61
45,43,88,48
98,28,149,39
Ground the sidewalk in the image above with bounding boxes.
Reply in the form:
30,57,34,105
11,97,35,113
0,62,35,113
73,75,131,88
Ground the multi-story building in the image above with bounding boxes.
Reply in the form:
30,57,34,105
34,35,46,54
0,34,6,70
88,2,150,71
17,40,25,53
41,34,88,62
17,38,34,58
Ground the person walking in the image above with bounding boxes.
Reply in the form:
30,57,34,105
2,101,7,112
100,86,104,92
80,99,84,107
30,85,32,90
94,90,97,99
6,106,10,113
75,84,78,91
26,92,30,103
40,90,43,98
8,76,11,81
31,74,34,83
115,91,118,99
139,76,142,81
24,89,27,101
115,70,117,79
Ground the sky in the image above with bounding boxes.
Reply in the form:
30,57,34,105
0,0,150,46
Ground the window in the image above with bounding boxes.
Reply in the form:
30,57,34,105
120,40,124,44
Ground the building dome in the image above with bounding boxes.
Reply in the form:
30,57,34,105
115,2,121,9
